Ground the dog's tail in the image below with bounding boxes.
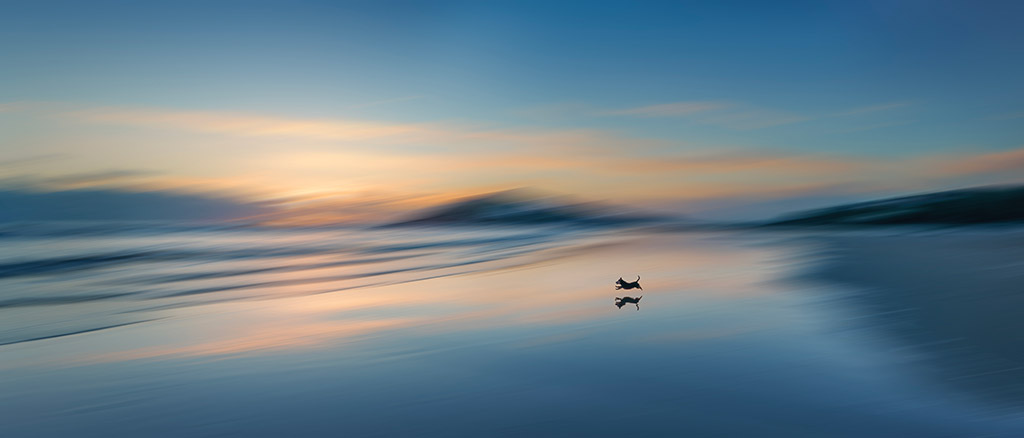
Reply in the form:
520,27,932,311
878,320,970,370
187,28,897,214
636,275,641,282
637,296,642,301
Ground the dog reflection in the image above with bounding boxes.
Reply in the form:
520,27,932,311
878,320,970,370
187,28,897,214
615,296,642,310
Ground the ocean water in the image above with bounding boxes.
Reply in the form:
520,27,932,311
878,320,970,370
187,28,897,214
1,223,1022,437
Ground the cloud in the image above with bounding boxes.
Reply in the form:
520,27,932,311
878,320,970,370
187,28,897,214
468,151,861,175
347,95,426,109
0,154,64,169
602,100,910,130
4,101,1021,222
600,101,731,117
0,188,267,222
604,100,807,129
42,170,154,188
69,107,437,142
934,147,1024,176
3,145,1022,224
831,102,912,117
694,108,808,130
831,120,917,133
53,104,671,157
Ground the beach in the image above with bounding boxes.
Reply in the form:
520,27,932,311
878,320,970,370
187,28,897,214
1,224,1023,436
803,230,1024,411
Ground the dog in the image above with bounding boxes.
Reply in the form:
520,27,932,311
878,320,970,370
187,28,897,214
615,275,642,291
615,296,642,310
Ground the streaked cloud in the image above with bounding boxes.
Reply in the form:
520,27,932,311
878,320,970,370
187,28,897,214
602,100,910,130
52,103,667,156
3,101,1022,222
694,108,808,130
935,147,1024,176
69,107,436,142
347,95,426,109
42,170,154,188
0,154,64,170
604,100,807,129
831,120,917,133
601,101,731,117
831,101,912,117
456,151,862,176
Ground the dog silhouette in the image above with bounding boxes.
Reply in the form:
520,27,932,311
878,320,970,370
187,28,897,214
615,275,642,291
615,296,642,310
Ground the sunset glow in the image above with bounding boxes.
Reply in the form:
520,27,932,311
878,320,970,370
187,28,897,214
3,2,1022,222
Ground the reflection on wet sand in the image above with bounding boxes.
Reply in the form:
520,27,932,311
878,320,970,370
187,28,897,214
3,227,1024,437
36,232,784,366
614,296,642,310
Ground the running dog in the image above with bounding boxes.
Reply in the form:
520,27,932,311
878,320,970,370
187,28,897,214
615,276,642,291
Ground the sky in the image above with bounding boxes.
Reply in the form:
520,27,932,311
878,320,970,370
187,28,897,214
1,0,1023,221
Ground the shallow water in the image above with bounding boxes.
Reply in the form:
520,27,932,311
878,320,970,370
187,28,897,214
1,224,1022,437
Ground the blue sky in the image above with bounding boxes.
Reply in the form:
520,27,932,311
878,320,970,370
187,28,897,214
2,0,1022,220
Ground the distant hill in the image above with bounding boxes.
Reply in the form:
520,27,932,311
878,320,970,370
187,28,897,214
388,190,677,227
768,185,1024,226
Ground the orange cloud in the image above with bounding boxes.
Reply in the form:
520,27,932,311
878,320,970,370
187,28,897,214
4,102,1022,220
62,105,667,156
934,147,1024,176
604,100,910,130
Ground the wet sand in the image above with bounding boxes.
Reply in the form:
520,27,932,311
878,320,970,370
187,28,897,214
805,230,1024,410
1,226,1023,436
